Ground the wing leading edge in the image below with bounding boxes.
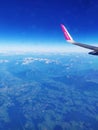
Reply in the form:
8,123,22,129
61,24,98,55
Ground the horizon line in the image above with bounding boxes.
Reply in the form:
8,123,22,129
0,44,89,54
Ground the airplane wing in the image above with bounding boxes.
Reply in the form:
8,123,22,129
61,24,98,55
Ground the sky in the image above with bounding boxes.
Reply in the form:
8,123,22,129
0,0,98,52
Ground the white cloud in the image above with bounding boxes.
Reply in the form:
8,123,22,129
0,60,9,63
22,57,59,65
22,57,34,65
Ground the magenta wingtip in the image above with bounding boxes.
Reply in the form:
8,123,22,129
60,24,73,41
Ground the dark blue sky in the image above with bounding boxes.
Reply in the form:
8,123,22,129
0,0,98,47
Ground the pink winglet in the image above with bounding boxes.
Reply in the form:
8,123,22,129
61,24,72,41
